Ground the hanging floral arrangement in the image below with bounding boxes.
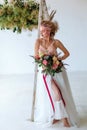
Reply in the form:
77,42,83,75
0,0,39,33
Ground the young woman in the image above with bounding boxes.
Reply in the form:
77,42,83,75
33,20,79,127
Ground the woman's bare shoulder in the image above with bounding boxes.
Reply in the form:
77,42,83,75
35,38,41,45
54,39,62,43
35,38,43,43
54,39,62,47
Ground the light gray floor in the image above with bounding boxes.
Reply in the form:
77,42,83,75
0,72,87,130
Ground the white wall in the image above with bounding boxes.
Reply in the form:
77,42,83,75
47,0,87,72
0,0,87,75
0,30,37,75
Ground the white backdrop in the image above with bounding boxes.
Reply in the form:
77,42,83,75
0,0,87,75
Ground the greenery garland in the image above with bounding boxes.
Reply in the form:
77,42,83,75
0,0,39,33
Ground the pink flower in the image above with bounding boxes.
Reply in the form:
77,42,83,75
52,64,58,70
42,60,48,65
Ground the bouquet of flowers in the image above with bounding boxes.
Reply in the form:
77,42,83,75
31,54,66,76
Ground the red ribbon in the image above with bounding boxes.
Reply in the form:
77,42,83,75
43,74,66,113
43,74,55,112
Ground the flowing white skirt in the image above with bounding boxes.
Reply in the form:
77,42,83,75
33,67,80,127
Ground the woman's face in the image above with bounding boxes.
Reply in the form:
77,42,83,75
40,26,51,38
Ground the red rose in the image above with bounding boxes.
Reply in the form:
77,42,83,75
35,55,40,60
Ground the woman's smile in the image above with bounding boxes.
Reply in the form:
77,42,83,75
40,26,51,37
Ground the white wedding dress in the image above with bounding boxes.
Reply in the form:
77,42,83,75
33,41,80,127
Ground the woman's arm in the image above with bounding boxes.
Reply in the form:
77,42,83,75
34,39,40,56
55,40,70,60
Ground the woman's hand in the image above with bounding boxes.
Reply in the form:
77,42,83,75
58,56,63,61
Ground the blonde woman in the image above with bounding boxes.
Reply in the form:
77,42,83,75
33,20,79,127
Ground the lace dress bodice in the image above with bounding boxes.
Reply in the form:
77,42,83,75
39,40,57,56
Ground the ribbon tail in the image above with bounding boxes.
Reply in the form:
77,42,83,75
43,74,55,112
